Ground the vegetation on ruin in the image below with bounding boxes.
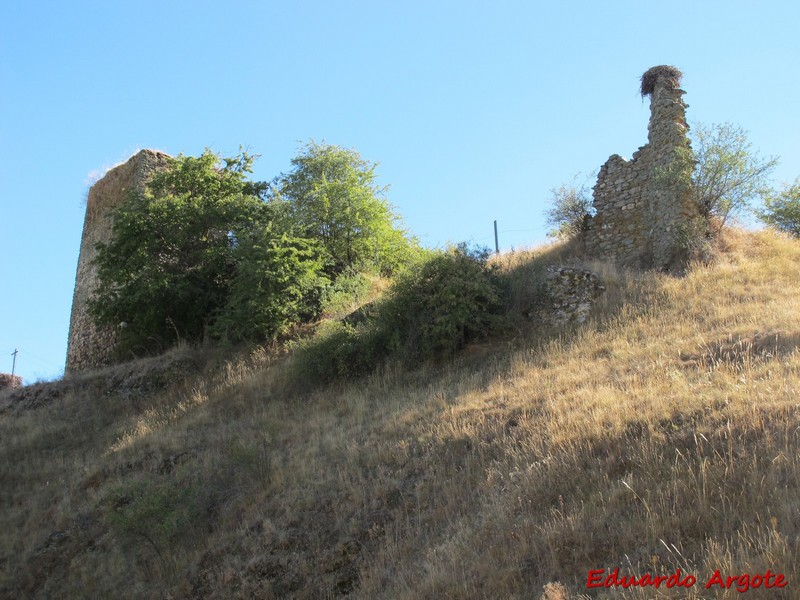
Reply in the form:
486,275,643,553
89,149,328,353
547,121,789,257
89,145,418,357
3,227,800,598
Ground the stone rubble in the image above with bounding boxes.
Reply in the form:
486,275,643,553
533,266,606,326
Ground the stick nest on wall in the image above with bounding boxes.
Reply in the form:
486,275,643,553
640,65,683,97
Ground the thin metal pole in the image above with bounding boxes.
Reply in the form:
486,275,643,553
493,220,499,254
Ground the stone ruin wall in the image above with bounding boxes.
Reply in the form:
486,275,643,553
534,266,606,326
584,67,698,269
66,150,171,374
64,68,697,373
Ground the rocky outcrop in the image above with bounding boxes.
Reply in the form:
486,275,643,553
66,150,171,373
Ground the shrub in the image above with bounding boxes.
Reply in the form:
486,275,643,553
293,243,507,385
292,321,385,384
373,243,505,363
90,149,328,353
210,233,328,343
319,270,372,319
106,478,209,560
675,216,716,265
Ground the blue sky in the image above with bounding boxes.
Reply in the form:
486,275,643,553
2,1,799,383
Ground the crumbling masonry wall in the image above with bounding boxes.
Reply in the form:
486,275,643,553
584,66,697,268
66,150,171,373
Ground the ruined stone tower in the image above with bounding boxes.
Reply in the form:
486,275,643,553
584,66,697,268
66,149,171,373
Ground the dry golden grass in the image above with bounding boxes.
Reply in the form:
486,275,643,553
2,228,799,599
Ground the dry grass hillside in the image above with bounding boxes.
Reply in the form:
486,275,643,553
2,228,799,599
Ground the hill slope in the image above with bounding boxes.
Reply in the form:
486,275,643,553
2,229,799,599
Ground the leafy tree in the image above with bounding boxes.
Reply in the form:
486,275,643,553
277,141,415,275
210,231,327,343
757,178,800,238
544,177,594,239
90,149,326,354
690,122,778,228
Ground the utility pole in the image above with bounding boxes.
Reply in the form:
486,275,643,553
493,220,499,255
11,349,18,381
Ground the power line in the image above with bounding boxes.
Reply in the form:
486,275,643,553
498,226,549,233
17,349,61,369
3,349,63,377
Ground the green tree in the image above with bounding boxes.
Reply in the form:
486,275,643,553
277,141,415,275
90,149,326,354
757,178,800,238
210,231,327,343
691,122,778,228
544,177,594,239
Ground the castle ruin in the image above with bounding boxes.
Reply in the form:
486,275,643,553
65,67,698,373
583,66,698,269
66,150,171,373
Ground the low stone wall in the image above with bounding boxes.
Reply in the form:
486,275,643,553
533,266,606,326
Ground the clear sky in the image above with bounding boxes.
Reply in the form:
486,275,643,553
2,1,799,383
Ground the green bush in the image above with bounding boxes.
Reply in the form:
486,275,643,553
91,145,421,359
375,244,505,363
319,270,372,319
675,216,716,264
210,233,328,343
690,122,778,228
106,478,208,558
292,321,385,384
293,243,506,385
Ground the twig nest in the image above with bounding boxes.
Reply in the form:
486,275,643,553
640,65,683,97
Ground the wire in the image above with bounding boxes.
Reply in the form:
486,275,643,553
499,225,549,234
15,349,63,371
